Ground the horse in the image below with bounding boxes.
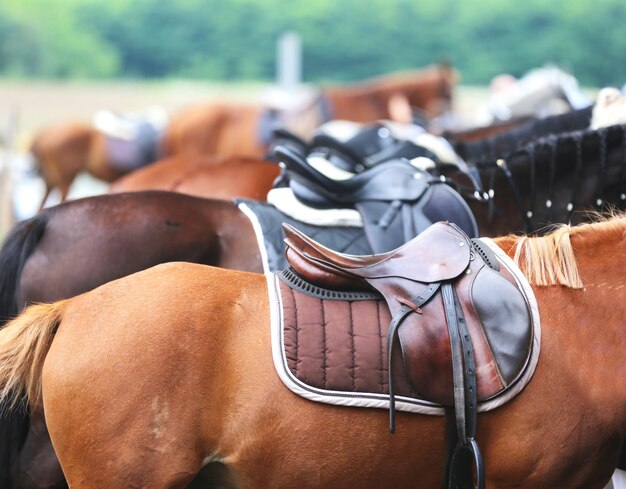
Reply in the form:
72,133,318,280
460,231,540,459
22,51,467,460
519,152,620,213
0,215,624,488
2,119,626,488
31,109,166,210
449,106,593,162
162,64,456,158
109,155,280,201
30,122,115,208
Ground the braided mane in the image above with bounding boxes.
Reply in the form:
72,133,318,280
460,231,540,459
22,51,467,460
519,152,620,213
513,213,626,288
458,106,593,164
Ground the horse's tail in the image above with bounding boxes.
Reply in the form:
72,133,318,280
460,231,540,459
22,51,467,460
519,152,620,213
0,213,49,327
0,299,65,488
0,300,67,410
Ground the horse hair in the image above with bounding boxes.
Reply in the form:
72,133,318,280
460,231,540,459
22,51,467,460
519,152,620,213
514,225,583,288
0,213,49,327
0,213,49,489
457,106,593,164
471,122,626,233
514,212,626,288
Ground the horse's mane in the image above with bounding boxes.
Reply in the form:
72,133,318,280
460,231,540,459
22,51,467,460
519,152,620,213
464,121,626,233
458,106,594,164
513,212,626,288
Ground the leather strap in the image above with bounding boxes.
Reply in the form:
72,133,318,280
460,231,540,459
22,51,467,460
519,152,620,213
442,283,484,489
386,282,441,432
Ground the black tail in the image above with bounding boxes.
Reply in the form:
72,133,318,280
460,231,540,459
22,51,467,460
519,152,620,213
0,213,49,326
0,213,48,489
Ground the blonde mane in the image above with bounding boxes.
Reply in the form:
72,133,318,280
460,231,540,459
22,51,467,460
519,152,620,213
512,213,626,289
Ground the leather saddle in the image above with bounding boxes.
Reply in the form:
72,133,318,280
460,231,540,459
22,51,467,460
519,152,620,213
282,221,534,489
274,145,478,252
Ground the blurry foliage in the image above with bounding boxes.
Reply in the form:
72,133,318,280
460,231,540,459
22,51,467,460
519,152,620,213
0,0,625,85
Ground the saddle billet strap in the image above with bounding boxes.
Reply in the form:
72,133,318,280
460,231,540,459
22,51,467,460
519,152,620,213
387,282,441,433
442,283,484,489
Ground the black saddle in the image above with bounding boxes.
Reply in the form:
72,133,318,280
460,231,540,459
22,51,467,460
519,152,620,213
267,127,309,161
274,146,478,252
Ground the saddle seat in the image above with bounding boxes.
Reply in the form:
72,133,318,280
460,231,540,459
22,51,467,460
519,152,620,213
284,221,470,292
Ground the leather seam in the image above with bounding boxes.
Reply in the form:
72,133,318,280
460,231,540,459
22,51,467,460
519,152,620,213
376,300,385,391
321,299,327,388
291,286,299,377
349,301,356,391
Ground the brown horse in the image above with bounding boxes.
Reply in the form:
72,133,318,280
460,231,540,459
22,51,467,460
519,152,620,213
0,216,624,488
162,64,456,157
109,155,279,201
30,122,117,208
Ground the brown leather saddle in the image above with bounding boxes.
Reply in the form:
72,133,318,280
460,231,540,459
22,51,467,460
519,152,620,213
282,221,534,489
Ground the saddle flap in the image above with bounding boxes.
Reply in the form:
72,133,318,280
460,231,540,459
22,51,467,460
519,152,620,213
283,221,472,287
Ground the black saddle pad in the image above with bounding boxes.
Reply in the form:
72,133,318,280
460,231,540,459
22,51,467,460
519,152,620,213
236,199,372,272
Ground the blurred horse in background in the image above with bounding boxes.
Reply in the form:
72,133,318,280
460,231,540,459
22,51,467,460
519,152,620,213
109,155,279,201
442,66,592,143
162,63,457,157
31,108,167,209
30,64,454,208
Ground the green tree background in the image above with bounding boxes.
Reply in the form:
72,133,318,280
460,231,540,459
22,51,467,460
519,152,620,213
1,0,624,86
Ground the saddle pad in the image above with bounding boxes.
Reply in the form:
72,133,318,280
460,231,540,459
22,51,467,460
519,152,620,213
237,199,371,273
103,126,163,172
267,237,541,415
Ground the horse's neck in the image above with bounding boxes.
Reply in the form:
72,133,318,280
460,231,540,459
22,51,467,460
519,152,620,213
496,228,626,413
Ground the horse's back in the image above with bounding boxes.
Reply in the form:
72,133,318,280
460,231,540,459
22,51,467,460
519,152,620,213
109,154,197,192
110,155,279,200
17,192,256,305
164,103,264,158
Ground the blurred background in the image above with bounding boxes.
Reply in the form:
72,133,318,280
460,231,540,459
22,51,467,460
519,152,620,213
1,0,626,231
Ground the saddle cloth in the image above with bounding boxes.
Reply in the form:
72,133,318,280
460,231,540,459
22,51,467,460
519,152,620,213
93,109,166,171
267,224,540,416
237,199,372,273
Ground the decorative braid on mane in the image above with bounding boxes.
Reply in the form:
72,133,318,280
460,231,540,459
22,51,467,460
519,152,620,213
513,225,584,288
459,106,593,164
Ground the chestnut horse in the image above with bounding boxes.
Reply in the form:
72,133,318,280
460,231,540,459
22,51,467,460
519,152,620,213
109,155,279,201
30,122,120,208
0,216,624,488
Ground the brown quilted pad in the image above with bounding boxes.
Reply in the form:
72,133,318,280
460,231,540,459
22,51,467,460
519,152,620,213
279,279,418,398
